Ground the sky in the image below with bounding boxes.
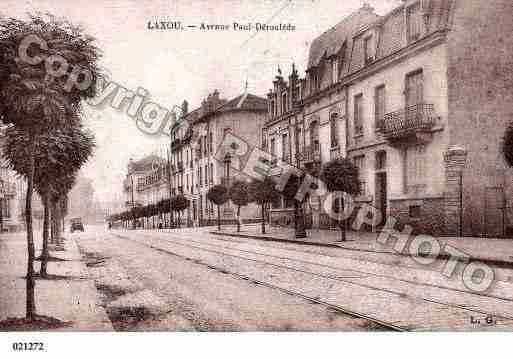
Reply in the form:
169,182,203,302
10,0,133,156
2,0,401,203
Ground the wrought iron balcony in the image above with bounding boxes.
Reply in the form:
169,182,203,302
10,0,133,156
220,176,233,188
377,104,439,145
297,145,321,165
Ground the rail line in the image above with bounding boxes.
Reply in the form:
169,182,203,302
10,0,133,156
111,230,513,330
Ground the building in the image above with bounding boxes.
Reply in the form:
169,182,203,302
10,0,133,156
263,0,513,237
0,165,25,232
170,90,267,226
123,154,171,225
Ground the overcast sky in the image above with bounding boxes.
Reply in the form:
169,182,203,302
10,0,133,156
3,0,401,203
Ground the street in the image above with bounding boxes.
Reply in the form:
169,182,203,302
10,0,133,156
69,225,513,331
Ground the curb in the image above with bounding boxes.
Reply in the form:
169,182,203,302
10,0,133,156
210,231,513,269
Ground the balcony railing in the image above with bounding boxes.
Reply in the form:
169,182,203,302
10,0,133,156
377,103,438,142
330,147,340,160
220,176,233,188
297,145,321,165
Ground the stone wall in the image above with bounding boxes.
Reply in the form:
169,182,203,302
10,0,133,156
388,197,445,236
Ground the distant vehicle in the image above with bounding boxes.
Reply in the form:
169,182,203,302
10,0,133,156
70,218,85,233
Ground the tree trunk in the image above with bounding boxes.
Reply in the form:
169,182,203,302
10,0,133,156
217,205,221,231
236,205,241,232
339,196,346,242
40,193,50,278
25,134,36,320
261,203,266,234
294,200,307,238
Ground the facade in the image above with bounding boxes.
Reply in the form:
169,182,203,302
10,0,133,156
170,90,267,227
123,154,170,212
0,165,25,232
263,0,513,237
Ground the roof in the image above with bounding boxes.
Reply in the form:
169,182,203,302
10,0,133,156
215,93,267,113
307,6,381,68
304,0,455,86
130,154,166,173
184,92,267,125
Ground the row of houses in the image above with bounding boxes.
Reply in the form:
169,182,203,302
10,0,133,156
263,0,513,237
123,90,268,227
123,0,513,237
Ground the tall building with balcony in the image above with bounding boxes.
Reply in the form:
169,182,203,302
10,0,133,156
123,154,169,209
264,0,513,237
170,90,267,227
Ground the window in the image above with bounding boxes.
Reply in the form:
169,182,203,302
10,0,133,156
310,70,318,93
375,85,386,130
203,135,207,156
186,174,189,192
270,138,276,156
295,127,302,153
270,100,276,117
405,144,426,192
204,164,208,185
375,151,387,171
354,155,366,195
364,36,374,64
282,133,289,161
209,132,213,153
354,94,364,135
210,163,214,184
330,113,339,148
2,198,10,218
331,58,339,84
409,205,421,218
405,70,423,109
407,2,423,43
282,92,287,114
198,138,202,159
310,121,319,152
199,167,202,187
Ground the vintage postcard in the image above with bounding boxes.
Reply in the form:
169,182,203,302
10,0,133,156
0,0,512,356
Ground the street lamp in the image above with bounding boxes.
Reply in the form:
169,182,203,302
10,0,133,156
294,122,307,239
130,174,136,229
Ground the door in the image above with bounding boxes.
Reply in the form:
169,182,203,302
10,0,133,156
405,70,423,109
375,172,388,228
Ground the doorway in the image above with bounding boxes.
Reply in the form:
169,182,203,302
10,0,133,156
375,172,388,228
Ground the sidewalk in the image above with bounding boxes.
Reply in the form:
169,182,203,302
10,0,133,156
0,231,112,331
211,224,513,268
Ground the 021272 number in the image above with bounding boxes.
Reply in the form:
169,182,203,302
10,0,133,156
12,342,45,351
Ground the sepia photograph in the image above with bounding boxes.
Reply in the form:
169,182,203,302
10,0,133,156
0,0,512,356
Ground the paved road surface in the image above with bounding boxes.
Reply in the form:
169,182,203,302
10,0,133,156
72,225,513,331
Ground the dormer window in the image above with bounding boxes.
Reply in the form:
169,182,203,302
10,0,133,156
331,58,339,84
407,2,423,43
364,36,374,64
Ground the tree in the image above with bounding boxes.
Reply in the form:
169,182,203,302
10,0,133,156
0,14,100,320
503,123,513,167
207,185,229,231
248,177,279,234
320,158,360,241
2,123,95,278
229,180,249,232
171,194,189,228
